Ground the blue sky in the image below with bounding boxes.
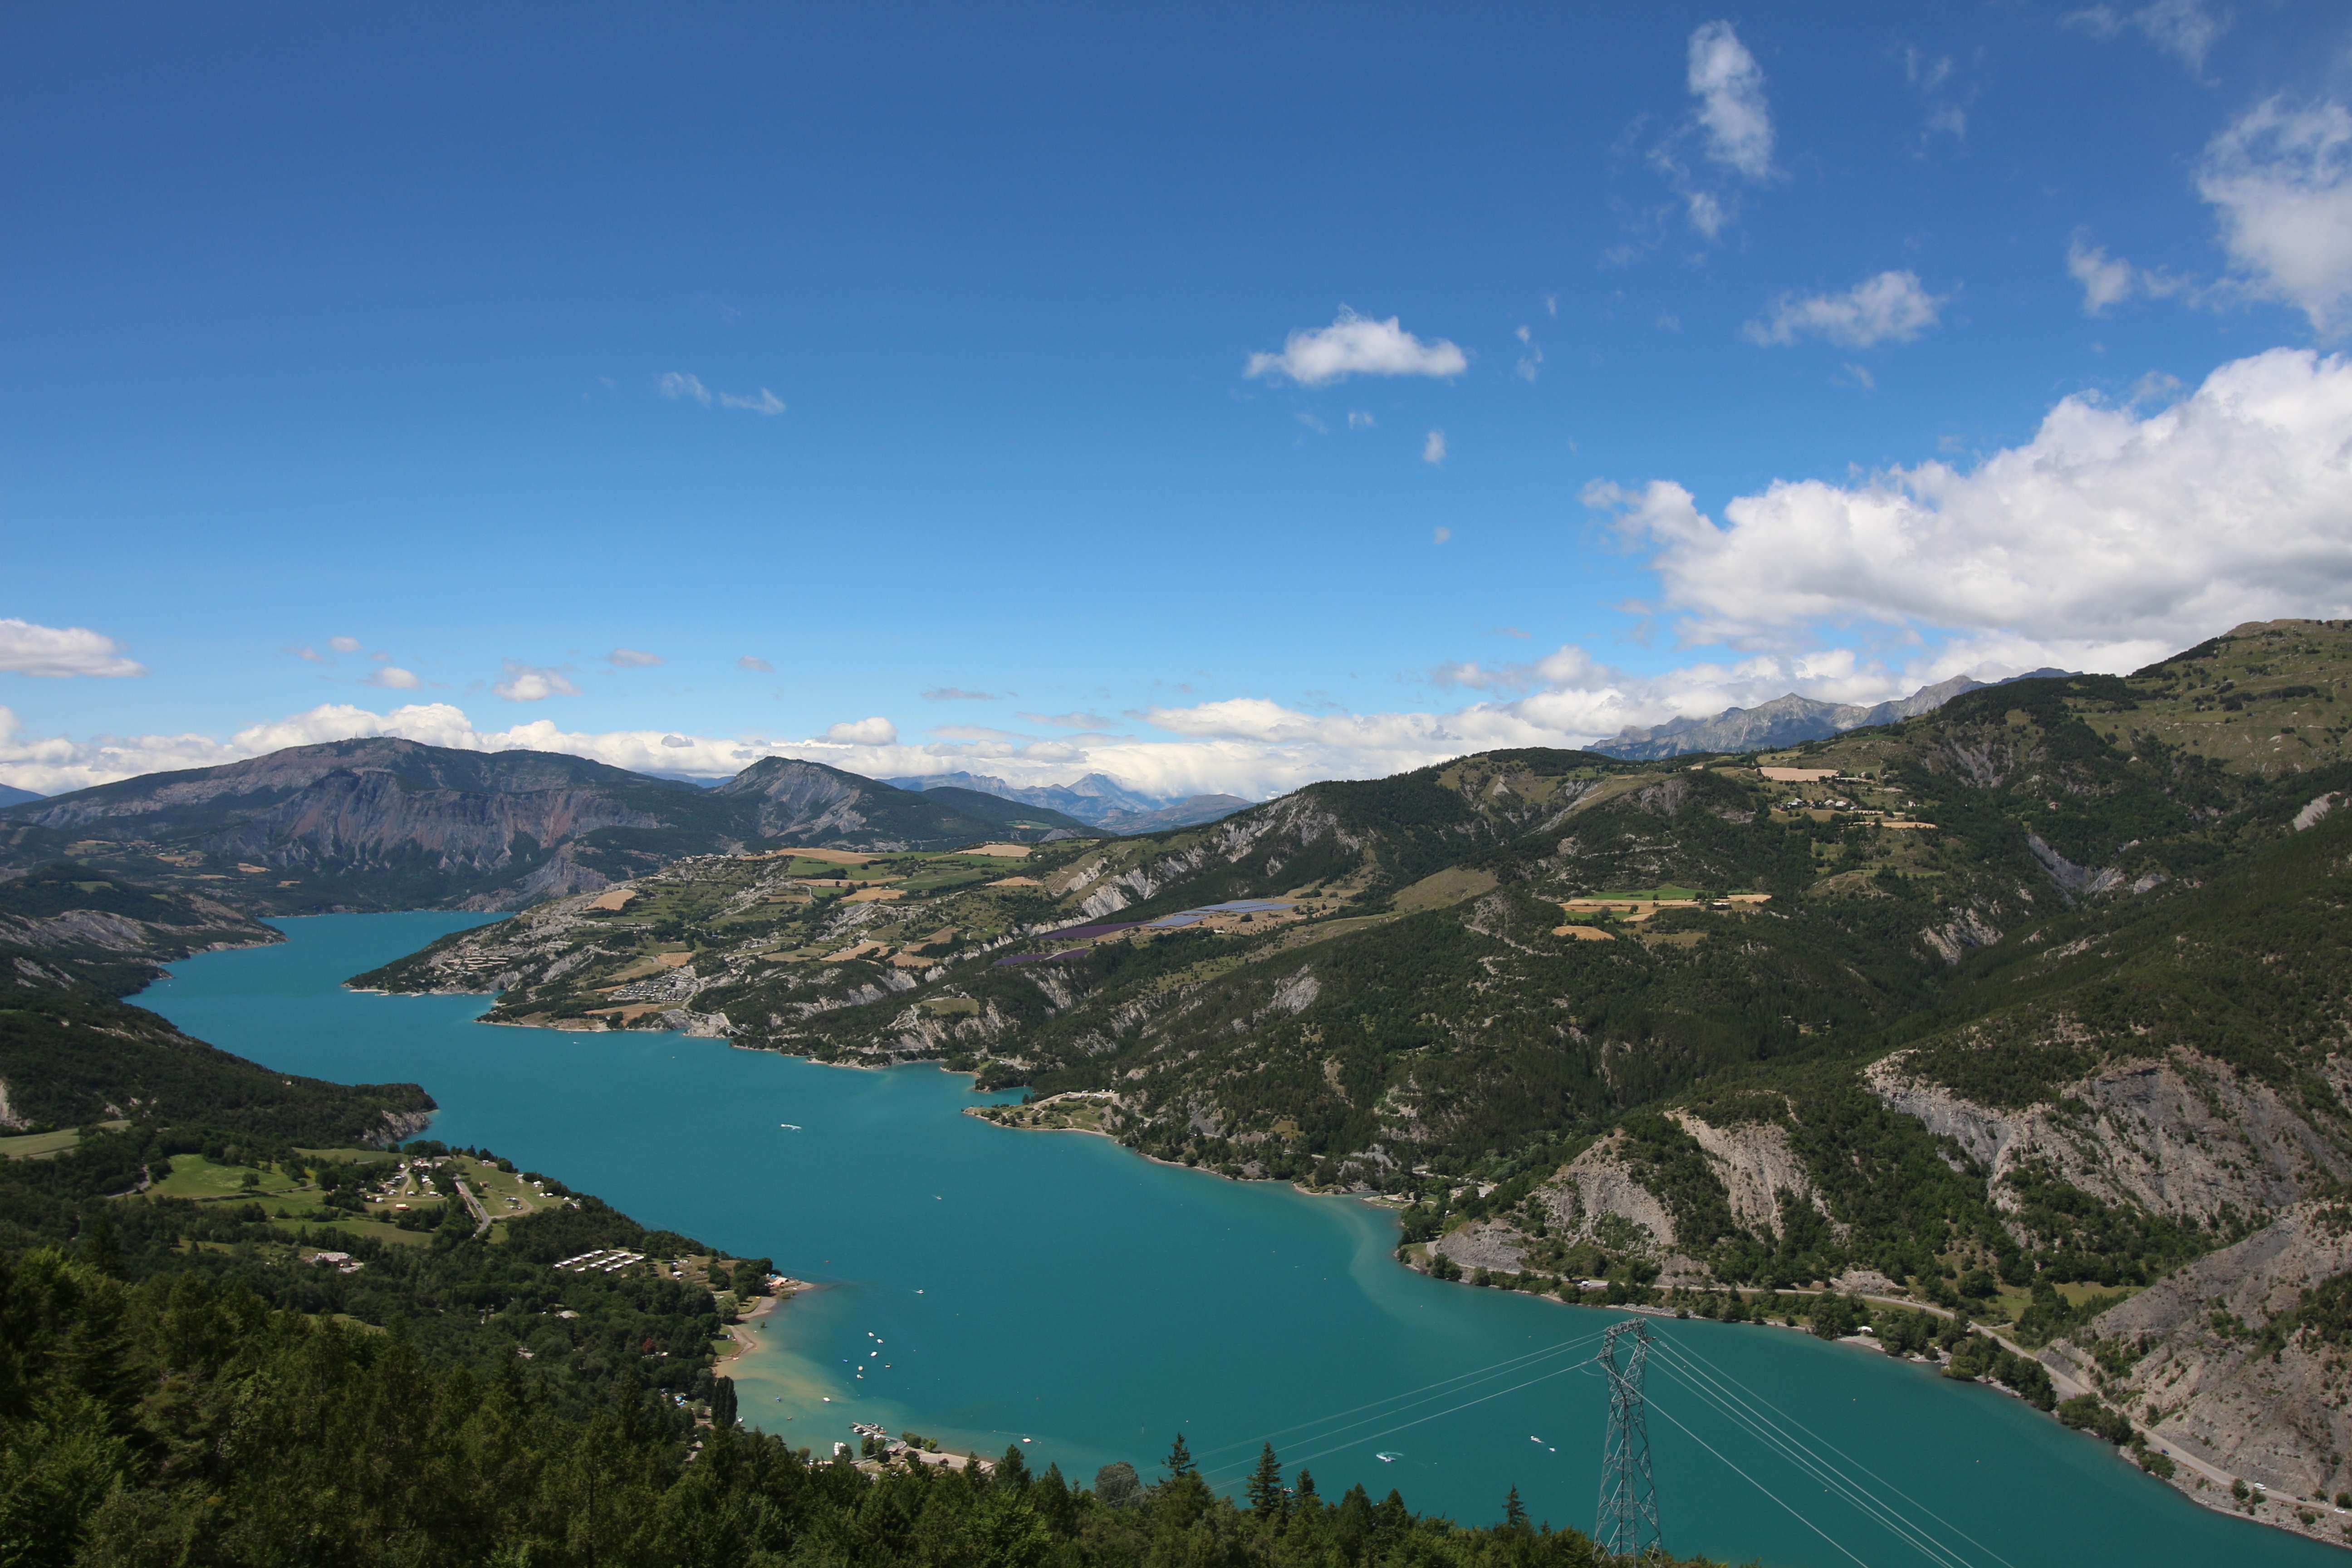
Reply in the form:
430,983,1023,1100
8,2,2352,797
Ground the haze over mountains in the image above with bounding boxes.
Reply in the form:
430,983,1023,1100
885,771,1249,834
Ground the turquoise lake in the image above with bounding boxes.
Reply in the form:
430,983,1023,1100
140,912,2342,1568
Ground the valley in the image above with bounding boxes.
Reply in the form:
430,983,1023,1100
350,617,2352,1539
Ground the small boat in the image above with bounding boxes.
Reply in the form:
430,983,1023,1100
780,1123,801,1130
1375,1452,1401,1463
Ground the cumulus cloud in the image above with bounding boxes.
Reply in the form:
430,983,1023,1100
1588,346,2352,665
1688,20,1774,180
492,663,581,702
824,716,897,746
659,372,787,415
365,666,422,691
1423,430,1448,465
1347,411,1376,430
0,619,144,678
1744,271,1945,348
609,647,663,668
1514,325,1544,382
1649,22,1776,240
738,655,773,673
1245,309,1468,386
2197,97,2352,333
329,636,362,654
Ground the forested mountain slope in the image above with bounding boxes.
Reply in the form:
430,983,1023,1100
0,741,1099,913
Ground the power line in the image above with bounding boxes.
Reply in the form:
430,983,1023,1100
1197,1329,1613,1480
1659,1336,2019,1568
1647,1393,1875,1568
1651,1349,1975,1568
1228,1351,1605,1482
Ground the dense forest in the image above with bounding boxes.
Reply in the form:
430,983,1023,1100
0,1124,1720,1567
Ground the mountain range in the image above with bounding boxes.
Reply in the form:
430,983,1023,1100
0,740,1105,911
885,770,1250,833
1592,668,2071,760
0,782,41,807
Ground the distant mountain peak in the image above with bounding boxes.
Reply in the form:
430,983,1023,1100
1592,668,2073,760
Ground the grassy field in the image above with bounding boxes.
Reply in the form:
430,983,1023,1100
0,1119,130,1161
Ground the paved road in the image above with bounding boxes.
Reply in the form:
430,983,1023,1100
453,1177,492,1238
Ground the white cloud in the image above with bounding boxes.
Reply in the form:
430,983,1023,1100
492,663,581,702
329,636,362,654
1648,22,1776,242
0,619,144,678
660,372,787,415
2197,97,2352,333
1422,429,1448,465
922,687,997,701
1588,346,2352,664
2071,1,2230,74
824,716,897,745
2134,0,2229,72
1514,325,1544,382
609,647,663,668
1347,411,1376,430
719,387,787,416
1744,271,1945,348
17,349,2352,805
1688,20,1774,181
2068,234,2140,314
1245,309,1468,386
1432,526,1452,545
2064,234,2195,316
366,666,422,690
738,655,773,673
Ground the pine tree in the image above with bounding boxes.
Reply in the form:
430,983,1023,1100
1504,1484,1528,1529
1296,1468,1318,1502
1246,1443,1284,1515
997,1444,1031,1490
1165,1432,1196,1478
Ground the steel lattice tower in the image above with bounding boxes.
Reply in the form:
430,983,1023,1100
1595,1318,1663,1561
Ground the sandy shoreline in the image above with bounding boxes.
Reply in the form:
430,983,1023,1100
712,1288,793,1376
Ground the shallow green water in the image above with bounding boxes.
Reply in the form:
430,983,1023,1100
141,912,2342,1568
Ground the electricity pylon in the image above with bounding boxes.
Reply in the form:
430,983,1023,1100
1596,1318,1663,1561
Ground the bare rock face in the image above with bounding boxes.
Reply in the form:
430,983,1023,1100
1433,1220,1528,1274
2063,1201,2352,1498
1538,1133,1680,1251
1668,1109,1818,1238
1864,1049,2352,1225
